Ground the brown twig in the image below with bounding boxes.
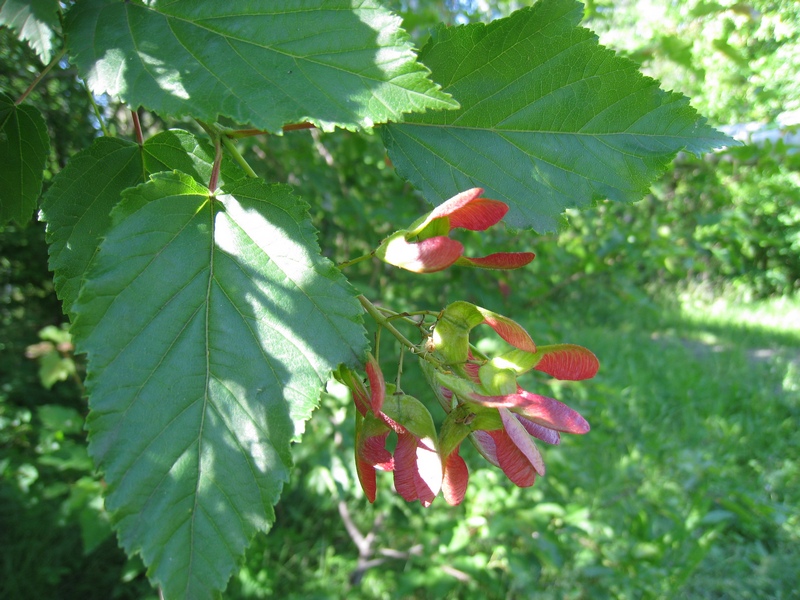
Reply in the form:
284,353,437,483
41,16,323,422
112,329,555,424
338,501,423,586
15,48,67,105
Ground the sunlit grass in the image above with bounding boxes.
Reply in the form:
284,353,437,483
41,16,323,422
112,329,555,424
678,290,800,337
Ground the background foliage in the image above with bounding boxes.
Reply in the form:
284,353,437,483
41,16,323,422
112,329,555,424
1,0,798,598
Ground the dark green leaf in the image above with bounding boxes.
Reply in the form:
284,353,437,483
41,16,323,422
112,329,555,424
0,92,49,224
40,130,242,319
40,137,144,318
65,0,458,132
71,172,366,599
0,0,60,63
382,0,734,231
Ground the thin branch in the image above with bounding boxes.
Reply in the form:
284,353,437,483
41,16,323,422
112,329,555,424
360,296,417,355
377,308,434,318
353,557,388,574
395,345,405,392
338,500,370,555
310,128,335,167
358,295,444,369
441,564,473,582
195,119,216,140
15,47,67,105
374,325,382,364
310,127,351,202
376,306,438,328
338,500,422,586
222,128,267,139
379,545,422,560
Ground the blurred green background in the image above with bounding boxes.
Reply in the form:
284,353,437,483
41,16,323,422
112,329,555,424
1,1,798,598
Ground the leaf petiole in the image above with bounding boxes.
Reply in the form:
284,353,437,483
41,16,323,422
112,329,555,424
338,252,374,270
377,307,439,321
131,109,143,145
220,136,258,178
85,86,110,137
209,137,222,191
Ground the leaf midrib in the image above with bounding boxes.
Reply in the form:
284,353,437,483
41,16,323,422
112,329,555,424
387,125,637,197
394,120,701,141
186,194,216,594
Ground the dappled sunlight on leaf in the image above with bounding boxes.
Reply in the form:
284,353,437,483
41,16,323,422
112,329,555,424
65,0,457,132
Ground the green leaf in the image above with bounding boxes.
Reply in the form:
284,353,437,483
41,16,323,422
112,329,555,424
0,93,49,225
40,130,241,319
38,405,84,435
382,0,734,231
37,351,77,389
71,172,366,599
65,476,114,554
64,0,458,133
0,0,60,63
40,137,144,318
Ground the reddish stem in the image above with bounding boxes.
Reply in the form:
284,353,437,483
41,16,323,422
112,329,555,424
209,138,222,192
282,122,316,132
131,109,144,145
226,122,316,138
